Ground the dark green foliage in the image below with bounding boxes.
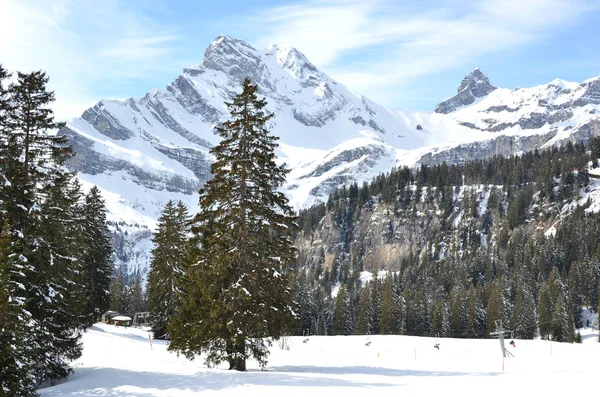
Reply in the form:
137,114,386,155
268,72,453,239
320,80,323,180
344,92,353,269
0,64,38,396
0,221,37,397
290,130,600,343
465,285,485,338
332,285,354,335
147,200,190,339
0,65,113,393
109,272,126,312
380,274,401,334
80,186,113,326
356,284,373,335
169,79,297,371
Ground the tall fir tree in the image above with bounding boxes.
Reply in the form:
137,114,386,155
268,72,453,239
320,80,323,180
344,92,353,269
169,78,297,371
32,172,85,382
380,275,400,334
0,220,37,396
79,186,113,326
109,271,125,312
0,63,38,396
356,283,373,335
129,275,146,315
147,200,190,339
332,285,351,335
537,283,553,339
486,280,505,337
0,69,86,385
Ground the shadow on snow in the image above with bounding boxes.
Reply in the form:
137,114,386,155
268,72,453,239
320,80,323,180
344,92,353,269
40,364,502,396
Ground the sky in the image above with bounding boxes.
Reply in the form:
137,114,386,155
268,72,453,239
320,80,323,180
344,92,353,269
1,0,599,120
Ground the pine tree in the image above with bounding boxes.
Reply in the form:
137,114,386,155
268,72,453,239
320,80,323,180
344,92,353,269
380,274,400,334
332,285,350,335
0,220,37,397
551,293,569,342
356,283,373,335
169,79,297,371
31,163,85,382
130,275,145,314
486,281,505,337
0,69,85,385
292,273,315,335
147,200,190,339
465,285,486,338
512,285,537,339
80,186,113,326
450,289,467,338
109,272,125,312
537,283,553,339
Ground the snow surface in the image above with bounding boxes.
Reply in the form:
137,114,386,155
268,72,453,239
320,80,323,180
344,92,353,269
39,322,600,397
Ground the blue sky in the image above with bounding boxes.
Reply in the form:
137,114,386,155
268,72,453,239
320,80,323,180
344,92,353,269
2,0,599,120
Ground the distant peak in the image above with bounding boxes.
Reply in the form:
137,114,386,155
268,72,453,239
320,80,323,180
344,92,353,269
458,68,494,94
434,68,496,114
213,33,233,42
203,34,257,62
548,78,579,90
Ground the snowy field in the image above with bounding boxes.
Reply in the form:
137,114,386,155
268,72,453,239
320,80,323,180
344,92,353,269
40,323,599,397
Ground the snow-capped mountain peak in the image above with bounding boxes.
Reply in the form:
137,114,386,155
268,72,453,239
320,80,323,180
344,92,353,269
458,68,496,95
60,34,600,277
434,68,497,114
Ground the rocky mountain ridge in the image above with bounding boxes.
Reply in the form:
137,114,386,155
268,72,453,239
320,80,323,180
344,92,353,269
59,34,600,277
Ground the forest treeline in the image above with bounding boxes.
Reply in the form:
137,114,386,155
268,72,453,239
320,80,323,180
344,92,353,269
292,136,600,341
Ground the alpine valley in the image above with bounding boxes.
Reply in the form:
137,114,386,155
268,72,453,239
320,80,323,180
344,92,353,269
59,34,600,279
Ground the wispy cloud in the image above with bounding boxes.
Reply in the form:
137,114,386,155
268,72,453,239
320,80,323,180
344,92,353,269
0,0,184,120
248,0,598,107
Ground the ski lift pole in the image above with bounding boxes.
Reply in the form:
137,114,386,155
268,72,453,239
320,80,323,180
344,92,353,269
148,332,153,351
490,320,513,370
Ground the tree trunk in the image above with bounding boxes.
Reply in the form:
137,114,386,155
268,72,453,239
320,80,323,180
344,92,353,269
226,340,235,370
235,357,246,371
234,336,246,371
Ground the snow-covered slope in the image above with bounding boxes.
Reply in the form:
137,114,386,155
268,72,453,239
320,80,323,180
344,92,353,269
39,322,600,397
60,34,600,276
419,70,600,165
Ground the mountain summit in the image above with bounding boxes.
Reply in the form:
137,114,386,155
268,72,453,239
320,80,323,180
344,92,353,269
434,68,497,113
59,35,600,278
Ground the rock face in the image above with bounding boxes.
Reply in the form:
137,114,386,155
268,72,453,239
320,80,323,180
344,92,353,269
60,34,600,278
434,68,497,114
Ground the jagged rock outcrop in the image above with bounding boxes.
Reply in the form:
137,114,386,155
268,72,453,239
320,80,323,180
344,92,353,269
434,68,497,114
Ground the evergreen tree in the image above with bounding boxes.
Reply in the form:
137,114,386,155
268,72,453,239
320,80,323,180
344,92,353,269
109,272,125,312
551,293,569,342
0,220,37,396
486,281,505,337
147,200,190,339
292,273,315,335
356,283,373,335
129,275,146,315
380,275,400,334
80,186,113,326
512,284,537,339
32,172,85,382
0,69,85,385
450,289,467,338
537,283,553,339
169,79,297,371
465,285,486,338
332,285,351,335
0,64,38,396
